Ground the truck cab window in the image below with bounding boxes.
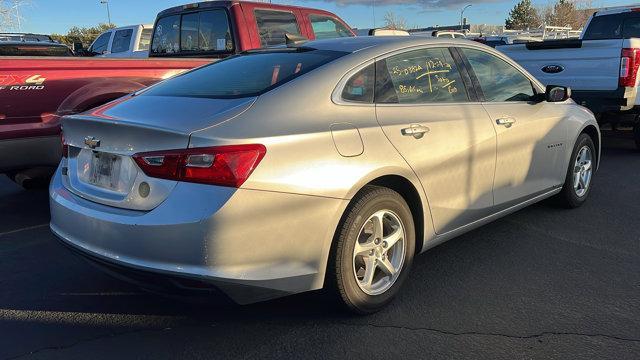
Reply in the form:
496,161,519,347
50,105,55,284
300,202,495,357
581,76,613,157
90,32,111,54
255,10,300,47
111,29,133,53
309,15,353,40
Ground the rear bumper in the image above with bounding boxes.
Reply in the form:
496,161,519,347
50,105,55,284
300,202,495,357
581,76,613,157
572,87,637,115
49,168,348,304
0,135,61,172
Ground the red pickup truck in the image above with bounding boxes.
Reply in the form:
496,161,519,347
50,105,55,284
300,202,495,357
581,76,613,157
0,0,354,185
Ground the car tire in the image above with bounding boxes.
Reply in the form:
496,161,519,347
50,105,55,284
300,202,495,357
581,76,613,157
556,133,596,208
634,124,640,151
328,185,415,314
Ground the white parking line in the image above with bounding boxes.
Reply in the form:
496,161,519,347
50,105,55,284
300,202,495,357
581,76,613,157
0,223,49,238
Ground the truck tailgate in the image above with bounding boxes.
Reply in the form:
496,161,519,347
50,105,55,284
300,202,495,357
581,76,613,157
498,39,624,91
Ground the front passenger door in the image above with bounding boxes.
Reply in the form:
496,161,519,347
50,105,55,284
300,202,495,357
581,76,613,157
375,47,497,234
459,47,568,207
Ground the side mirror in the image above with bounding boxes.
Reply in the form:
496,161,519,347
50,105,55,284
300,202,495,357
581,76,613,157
546,85,571,102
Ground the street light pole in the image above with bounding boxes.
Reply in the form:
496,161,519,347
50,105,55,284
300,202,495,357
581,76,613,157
460,4,472,32
100,0,111,25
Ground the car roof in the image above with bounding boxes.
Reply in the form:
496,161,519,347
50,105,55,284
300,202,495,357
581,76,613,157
305,36,471,54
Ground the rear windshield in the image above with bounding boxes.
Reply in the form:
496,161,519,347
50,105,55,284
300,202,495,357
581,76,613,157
151,9,233,56
142,49,347,99
583,14,624,40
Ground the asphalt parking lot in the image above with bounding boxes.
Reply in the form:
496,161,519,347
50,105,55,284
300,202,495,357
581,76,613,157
1,134,639,360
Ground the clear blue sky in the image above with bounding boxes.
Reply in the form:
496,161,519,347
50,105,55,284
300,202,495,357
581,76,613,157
16,0,633,34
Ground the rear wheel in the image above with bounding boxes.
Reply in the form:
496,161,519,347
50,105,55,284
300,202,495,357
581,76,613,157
556,133,596,208
328,186,415,314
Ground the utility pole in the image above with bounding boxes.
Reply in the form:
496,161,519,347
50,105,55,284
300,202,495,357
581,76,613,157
372,0,376,29
460,4,472,32
100,0,111,25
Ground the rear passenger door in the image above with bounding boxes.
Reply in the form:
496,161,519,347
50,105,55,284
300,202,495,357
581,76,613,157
375,47,497,235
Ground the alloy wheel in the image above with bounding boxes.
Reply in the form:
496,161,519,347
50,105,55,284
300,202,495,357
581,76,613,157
573,145,593,197
352,210,406,296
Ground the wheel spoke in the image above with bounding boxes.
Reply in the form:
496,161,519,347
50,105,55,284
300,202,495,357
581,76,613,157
583,160,592,171
578,148,587,162
383,226,403,250
579,173,586,189
573,172,581,189
378,258,396,277
361,257,376,288
371,212,384,241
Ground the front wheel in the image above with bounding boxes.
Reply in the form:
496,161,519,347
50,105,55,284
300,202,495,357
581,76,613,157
328,186,415,314
556,133,596,208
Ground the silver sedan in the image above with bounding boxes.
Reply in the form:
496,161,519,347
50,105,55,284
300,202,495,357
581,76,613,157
50,36,600,314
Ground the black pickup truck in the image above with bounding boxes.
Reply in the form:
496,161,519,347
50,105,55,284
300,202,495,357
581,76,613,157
0,33,73,56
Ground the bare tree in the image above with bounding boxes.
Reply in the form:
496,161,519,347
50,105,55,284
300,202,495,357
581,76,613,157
0,0,30,31
383,11,407,30
537,0,594,30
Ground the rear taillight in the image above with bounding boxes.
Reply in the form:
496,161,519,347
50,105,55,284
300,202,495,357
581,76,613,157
620,48,640,87
132,144,266,188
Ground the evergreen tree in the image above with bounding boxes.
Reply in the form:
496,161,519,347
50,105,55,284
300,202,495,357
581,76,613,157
505,0,541,30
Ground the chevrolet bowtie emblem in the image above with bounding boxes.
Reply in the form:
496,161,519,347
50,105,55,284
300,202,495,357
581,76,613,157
84,136,101,149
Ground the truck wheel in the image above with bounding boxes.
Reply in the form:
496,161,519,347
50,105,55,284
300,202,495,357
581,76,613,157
634,124,640,150
328,185,415,314
556,133,596,208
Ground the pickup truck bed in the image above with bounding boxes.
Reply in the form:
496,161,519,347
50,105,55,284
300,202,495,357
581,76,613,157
499,38,640,115
0,57,211,173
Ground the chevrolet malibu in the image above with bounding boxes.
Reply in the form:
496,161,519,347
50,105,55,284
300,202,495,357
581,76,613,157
50,36,600,314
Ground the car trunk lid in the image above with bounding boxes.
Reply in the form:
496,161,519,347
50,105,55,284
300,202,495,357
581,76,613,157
60,95,256,210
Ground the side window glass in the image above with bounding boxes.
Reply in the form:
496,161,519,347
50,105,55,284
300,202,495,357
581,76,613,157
461,48,534,102
152,15,180,54
90,32,111,54
376,48,469,104
111,29,133,53
341,64,375,103
255,10,300,47
309,15,353,40
583,14,623,40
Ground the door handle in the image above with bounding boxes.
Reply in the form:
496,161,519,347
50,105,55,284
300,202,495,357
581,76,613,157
401,124,430,139
496,117,516,128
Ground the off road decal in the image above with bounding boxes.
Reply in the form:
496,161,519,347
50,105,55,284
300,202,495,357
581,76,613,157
0,74,46,91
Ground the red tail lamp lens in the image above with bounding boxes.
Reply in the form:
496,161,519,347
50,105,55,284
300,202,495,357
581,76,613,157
132,144,266,188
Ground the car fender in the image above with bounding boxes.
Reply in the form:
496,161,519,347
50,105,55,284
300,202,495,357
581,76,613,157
56,79,148,116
